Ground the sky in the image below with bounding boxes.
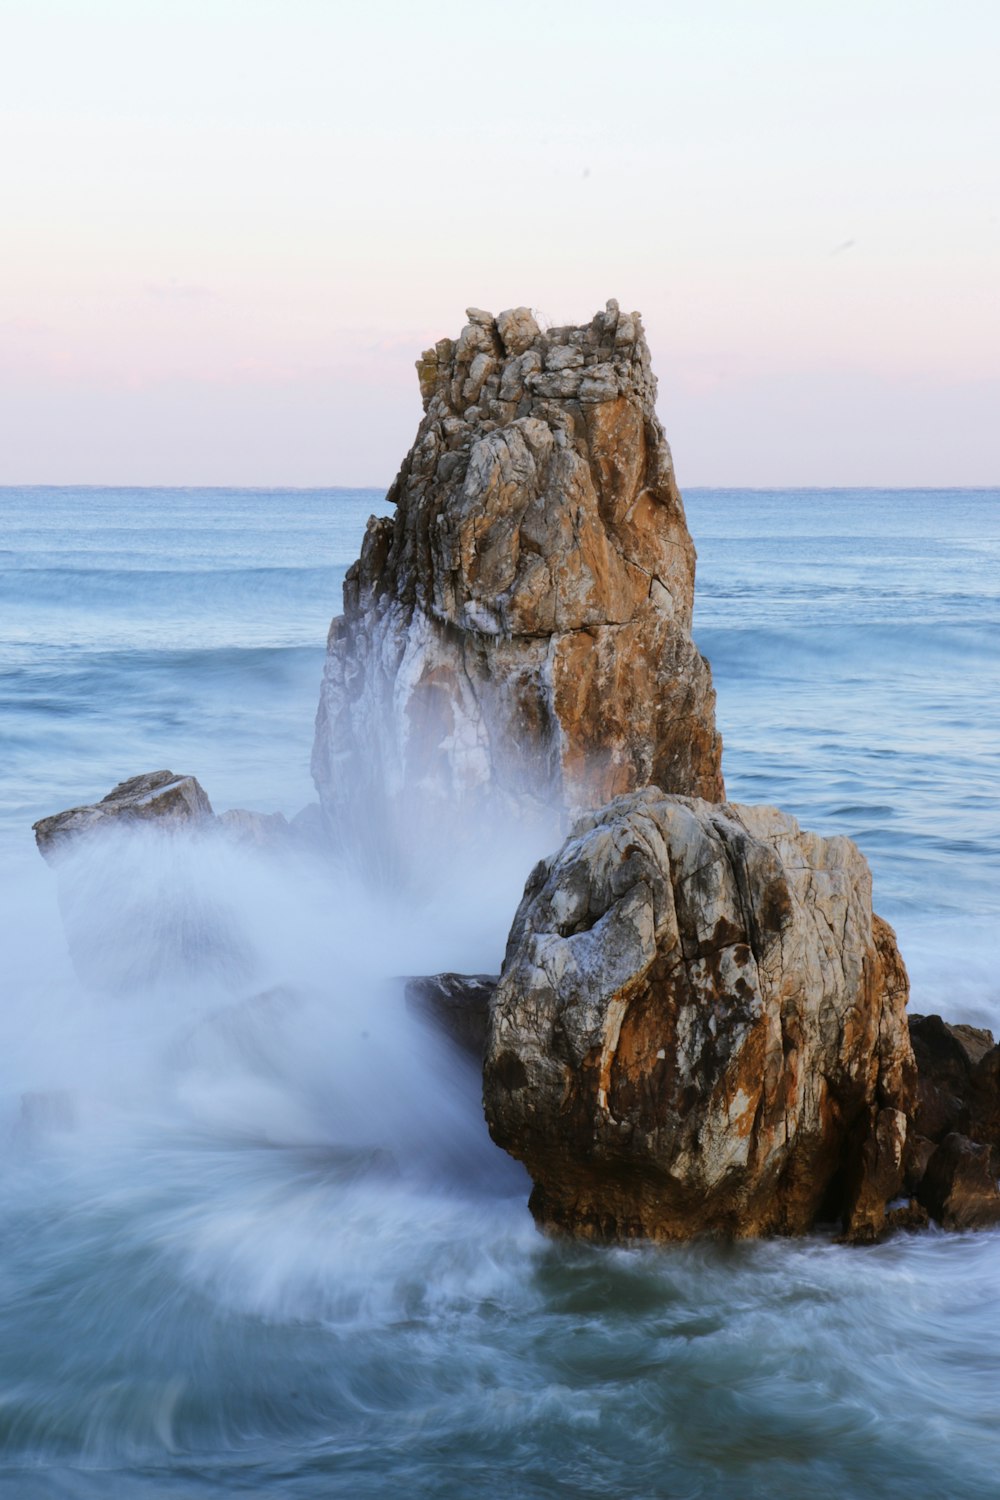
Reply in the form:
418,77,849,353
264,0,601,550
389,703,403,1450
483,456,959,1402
1,0,998,487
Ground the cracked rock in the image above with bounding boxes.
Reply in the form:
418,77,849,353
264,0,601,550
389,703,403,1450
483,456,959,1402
483,788,916,1243
312,301,723,871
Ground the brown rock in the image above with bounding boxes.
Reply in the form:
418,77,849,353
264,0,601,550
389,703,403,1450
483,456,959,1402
916,1133,1000,1230
969,1043,1000,1154
846,1105,909,1243
885,1199,930,1232
312,301,723,869
907,1013,995,1143
288,801,331,853
483,789,915,1243
34,774,312,862
902,1131,938,1194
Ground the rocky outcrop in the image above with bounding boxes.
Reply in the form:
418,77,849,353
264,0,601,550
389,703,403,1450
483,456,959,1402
33,772,303,862
312,301,723,868
33,771,213,862
483,789,916,1243
907,1013,996,1146
900,1014,1000,1228
32,773,308,991
915,1133,1000,1230
404,973,497,1059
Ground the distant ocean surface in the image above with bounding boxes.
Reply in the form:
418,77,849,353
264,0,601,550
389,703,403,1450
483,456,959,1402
1,485,999,1498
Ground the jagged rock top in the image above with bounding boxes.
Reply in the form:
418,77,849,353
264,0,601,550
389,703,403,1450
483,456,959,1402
414,301,657,417
32,772,301,865
315,301,722,843
347,299,697,642
33,771,214,862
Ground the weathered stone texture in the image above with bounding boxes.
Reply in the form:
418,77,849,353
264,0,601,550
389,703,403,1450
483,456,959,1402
34,773,305,863
483,789,916,1243
33,771,213,862
312,302,723,863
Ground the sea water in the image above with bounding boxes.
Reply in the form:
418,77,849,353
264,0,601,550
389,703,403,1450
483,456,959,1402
0,485,998,1498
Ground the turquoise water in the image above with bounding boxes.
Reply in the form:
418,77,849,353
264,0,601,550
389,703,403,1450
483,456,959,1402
1,485,999,1497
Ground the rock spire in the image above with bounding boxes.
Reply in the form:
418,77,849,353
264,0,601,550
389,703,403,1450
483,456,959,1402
312,301,723,867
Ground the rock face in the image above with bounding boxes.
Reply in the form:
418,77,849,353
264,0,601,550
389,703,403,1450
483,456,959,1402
312,301,723,866
483,789,916,1242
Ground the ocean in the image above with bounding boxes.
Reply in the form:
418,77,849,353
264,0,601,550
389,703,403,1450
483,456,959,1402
1,484,998,1498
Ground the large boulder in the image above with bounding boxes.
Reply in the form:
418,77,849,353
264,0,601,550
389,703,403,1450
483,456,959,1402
33,771,213,862
312,301,723,869
483,789,916,1243
33,772,301,863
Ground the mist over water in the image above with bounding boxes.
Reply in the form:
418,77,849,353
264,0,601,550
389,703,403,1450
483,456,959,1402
1,485,999,1497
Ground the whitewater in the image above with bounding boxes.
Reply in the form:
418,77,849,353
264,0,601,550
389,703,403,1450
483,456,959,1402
1,485,998,1498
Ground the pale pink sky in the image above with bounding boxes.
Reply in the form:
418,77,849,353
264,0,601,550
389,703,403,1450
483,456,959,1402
2,0,998,486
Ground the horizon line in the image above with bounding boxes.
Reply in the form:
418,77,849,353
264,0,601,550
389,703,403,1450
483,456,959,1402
2,482,998,495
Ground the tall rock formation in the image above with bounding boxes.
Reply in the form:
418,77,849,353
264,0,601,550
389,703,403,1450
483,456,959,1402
483,790,917,1243
313,301,723,866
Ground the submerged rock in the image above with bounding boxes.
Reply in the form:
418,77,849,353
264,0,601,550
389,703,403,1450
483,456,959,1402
312,301,723,868
288,801,331,853
483,789,915,1243
170,985,304,1074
